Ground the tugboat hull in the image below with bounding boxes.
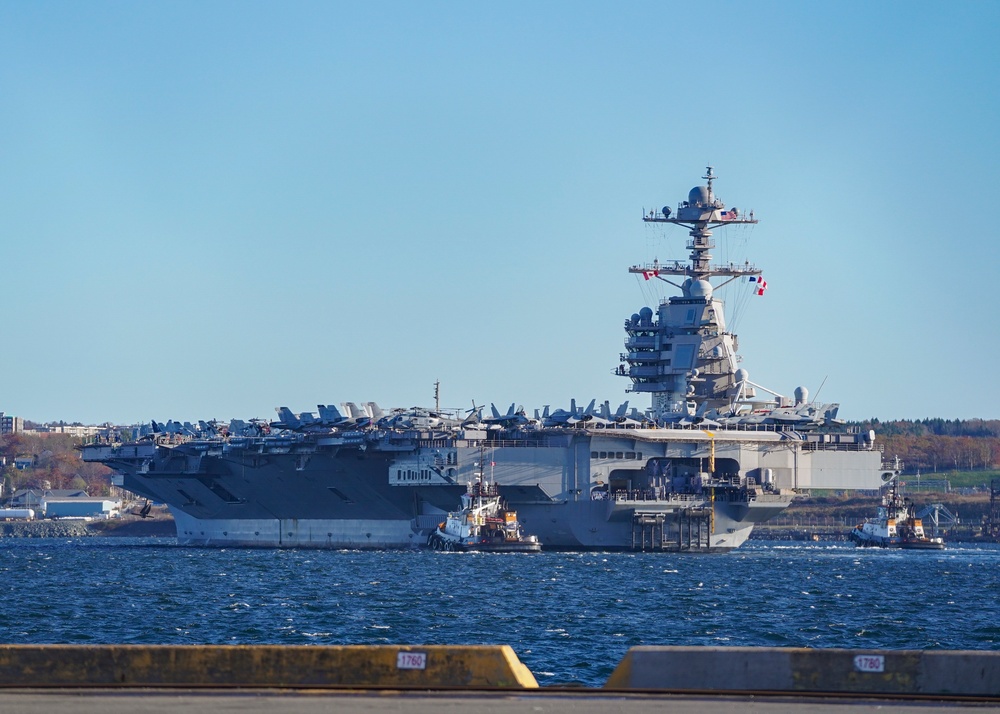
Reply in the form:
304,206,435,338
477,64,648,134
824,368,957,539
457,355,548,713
849,526,945,550
427,531,542,553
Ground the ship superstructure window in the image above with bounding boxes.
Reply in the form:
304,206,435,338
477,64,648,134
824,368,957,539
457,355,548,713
396,469,431,482
675,344,695,369
594,451,643,460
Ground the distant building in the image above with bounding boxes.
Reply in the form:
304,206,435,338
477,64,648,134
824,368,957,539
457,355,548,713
0,412,23,435
8,488,87,509
43,498,120,519
34,424,103,438
5,489,118,518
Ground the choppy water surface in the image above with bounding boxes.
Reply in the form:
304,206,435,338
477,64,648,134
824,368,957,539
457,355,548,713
2,539,998,686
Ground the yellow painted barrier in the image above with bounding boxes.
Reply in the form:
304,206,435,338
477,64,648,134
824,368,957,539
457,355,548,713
0,645,538,689
605,646,1000,696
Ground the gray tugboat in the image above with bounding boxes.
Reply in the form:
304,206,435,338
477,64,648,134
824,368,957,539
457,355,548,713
82,168,885,552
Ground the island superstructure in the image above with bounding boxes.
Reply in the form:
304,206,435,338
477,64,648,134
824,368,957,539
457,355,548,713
82,168,885,552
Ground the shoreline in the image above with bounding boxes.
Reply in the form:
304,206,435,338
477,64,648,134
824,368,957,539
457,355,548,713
0,518,176,539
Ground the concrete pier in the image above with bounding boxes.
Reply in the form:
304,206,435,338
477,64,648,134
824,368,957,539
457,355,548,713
0,644,537,689
2,644,999,712
606,646,1000,696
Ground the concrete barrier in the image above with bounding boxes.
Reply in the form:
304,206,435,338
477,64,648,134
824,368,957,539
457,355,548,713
0,645,538,689
604,646,1000,696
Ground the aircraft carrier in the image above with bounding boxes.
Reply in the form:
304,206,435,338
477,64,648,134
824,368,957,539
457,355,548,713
82,168,886,552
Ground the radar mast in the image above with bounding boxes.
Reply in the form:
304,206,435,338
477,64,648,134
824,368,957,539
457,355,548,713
621,168,761,423
634,166,759,285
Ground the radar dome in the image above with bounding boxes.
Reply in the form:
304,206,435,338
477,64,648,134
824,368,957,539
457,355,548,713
639,306,653,324
735,368,749,383
688,186,710,205
689,279,713,299
794,386,808,406
631,313,641,324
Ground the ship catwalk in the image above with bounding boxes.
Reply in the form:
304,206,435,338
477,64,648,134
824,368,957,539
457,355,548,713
83,168,884,552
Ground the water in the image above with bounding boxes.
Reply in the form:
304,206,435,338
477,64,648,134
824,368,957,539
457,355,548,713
2,539,999,687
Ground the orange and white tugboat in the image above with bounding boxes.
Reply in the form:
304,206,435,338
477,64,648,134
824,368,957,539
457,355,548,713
427,455,541,553
849,463,945,550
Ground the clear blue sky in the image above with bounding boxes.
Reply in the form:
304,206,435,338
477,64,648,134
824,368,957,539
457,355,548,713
1,0,998,425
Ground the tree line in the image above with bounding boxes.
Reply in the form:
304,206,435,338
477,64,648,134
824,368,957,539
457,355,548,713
861,418,1000,438
856,419,1000,473
0,433,112,499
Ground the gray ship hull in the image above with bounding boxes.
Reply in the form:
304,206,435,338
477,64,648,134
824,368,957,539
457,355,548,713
85,426,882,552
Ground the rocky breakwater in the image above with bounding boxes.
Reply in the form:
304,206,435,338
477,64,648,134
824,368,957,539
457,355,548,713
0,515,176,539
0,520,94,538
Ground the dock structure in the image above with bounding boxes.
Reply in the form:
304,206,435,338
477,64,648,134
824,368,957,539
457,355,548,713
2,644,999,701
